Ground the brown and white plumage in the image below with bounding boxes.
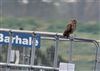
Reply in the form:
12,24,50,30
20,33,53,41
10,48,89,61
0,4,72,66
63,19,77,38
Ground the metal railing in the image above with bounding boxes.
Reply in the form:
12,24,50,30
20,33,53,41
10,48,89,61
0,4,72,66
0,28,99,71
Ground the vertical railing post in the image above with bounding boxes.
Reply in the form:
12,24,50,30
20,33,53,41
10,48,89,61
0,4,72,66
53,34,59,68
93,41,99,71
22,47,25,64
69,38,73,63
30,32,36,70
6,31,12,71
0,44,2,57
22,47,25,71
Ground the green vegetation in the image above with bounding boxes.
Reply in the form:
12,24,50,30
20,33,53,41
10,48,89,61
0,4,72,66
0,17,99,38
0,17,100,71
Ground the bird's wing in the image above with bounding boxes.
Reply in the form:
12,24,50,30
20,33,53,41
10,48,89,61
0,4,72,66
63,24,71,36
66,24,72,32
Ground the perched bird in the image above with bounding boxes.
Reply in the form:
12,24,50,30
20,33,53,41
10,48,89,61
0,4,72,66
63,19,77,38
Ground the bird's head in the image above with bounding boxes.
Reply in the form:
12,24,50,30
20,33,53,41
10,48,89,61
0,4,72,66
71,19,77,24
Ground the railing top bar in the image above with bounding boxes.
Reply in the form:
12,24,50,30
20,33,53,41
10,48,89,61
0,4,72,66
0,28,61,35
0,28,99,43
74,37,95,42
0,62,59,70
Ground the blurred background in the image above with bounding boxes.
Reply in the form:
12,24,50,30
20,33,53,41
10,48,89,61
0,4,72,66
0,0,100,39
0,0,100,71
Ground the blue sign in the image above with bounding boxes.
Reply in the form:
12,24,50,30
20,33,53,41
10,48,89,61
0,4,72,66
0,31,41,48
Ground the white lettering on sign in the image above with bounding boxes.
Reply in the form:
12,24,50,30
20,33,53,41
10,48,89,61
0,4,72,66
0,34,3,42
35,40,38,46
0,33,32,46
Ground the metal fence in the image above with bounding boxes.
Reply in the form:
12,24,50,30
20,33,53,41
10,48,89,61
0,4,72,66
0,28,99,71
